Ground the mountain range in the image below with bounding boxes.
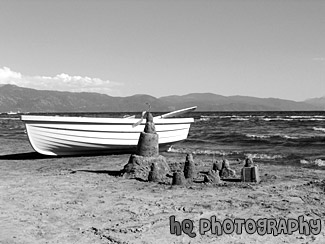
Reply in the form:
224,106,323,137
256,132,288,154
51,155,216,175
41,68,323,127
0,84,324,112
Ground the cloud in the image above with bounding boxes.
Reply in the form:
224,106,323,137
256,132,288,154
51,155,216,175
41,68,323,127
0,67,122,95
0,67,22,80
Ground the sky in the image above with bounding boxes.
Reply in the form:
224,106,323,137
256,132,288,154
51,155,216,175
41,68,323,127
0,0,324,101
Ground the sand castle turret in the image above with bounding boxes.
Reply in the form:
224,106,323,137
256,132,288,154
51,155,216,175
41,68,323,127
204,169,221,184
219,159,237,179
241,156,260,183
123,112,170,182
172,171,186,185
136,112,158,157
184,153,196,181
212,160,223,172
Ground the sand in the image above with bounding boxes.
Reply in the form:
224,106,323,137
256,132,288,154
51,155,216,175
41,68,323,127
1,138,325,244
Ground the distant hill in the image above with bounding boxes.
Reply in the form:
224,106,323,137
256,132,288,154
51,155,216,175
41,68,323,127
0,85,168,113
304,96,325,110
160,93,322,111
0,84,323,112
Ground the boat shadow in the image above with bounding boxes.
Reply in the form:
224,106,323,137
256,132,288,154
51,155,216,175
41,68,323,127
72,169,123,177
0,152,51,160
0,151,130,160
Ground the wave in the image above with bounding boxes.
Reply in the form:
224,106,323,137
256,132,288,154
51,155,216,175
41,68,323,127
231,118,250,121
288,115,325,119
313,127,325,133
300,159,325,167
185,138,215,144
245,134,271,139
244,153,283,160
198,114,325,122
167,147,283,160
262,117,325,121
245,133,299,140
262,118,294,121
199,116,211,121
167,147,230,156
200,115,253,120
245,131,325,141
281,135,300,139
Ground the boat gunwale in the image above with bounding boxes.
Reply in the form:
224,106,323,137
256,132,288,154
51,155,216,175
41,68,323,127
20,115,194,125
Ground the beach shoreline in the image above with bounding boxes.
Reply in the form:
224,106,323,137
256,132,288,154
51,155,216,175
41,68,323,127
1,138,325,243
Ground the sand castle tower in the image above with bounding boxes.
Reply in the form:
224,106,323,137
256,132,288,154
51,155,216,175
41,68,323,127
241,156,260,183
123,112,170,182
172,153,197,186
184,153,196,180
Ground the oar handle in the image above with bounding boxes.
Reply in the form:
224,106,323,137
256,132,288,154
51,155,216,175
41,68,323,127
155,106,197,119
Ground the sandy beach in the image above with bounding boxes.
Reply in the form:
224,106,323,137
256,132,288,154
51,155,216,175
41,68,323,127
1,138,325,244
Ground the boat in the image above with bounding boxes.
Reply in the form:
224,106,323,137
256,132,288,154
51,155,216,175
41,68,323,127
20,106,196,156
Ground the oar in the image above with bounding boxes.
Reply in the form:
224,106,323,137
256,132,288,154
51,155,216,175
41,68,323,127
132,111,146,127
154,106,197,119
132,106,197,127
132,102,151,127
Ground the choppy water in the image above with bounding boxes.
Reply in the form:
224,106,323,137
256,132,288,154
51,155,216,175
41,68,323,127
1,111,325,167
172,111,325,167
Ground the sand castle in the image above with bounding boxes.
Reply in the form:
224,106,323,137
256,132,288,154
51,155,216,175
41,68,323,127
123,111,260,185
123,112,170,182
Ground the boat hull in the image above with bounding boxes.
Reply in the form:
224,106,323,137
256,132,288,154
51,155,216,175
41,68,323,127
21,115,194,156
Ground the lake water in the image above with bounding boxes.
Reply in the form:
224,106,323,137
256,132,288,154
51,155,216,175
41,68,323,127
175,111,325,167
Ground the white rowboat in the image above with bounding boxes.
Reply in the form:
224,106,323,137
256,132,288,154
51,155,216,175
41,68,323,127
20,107,196,156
